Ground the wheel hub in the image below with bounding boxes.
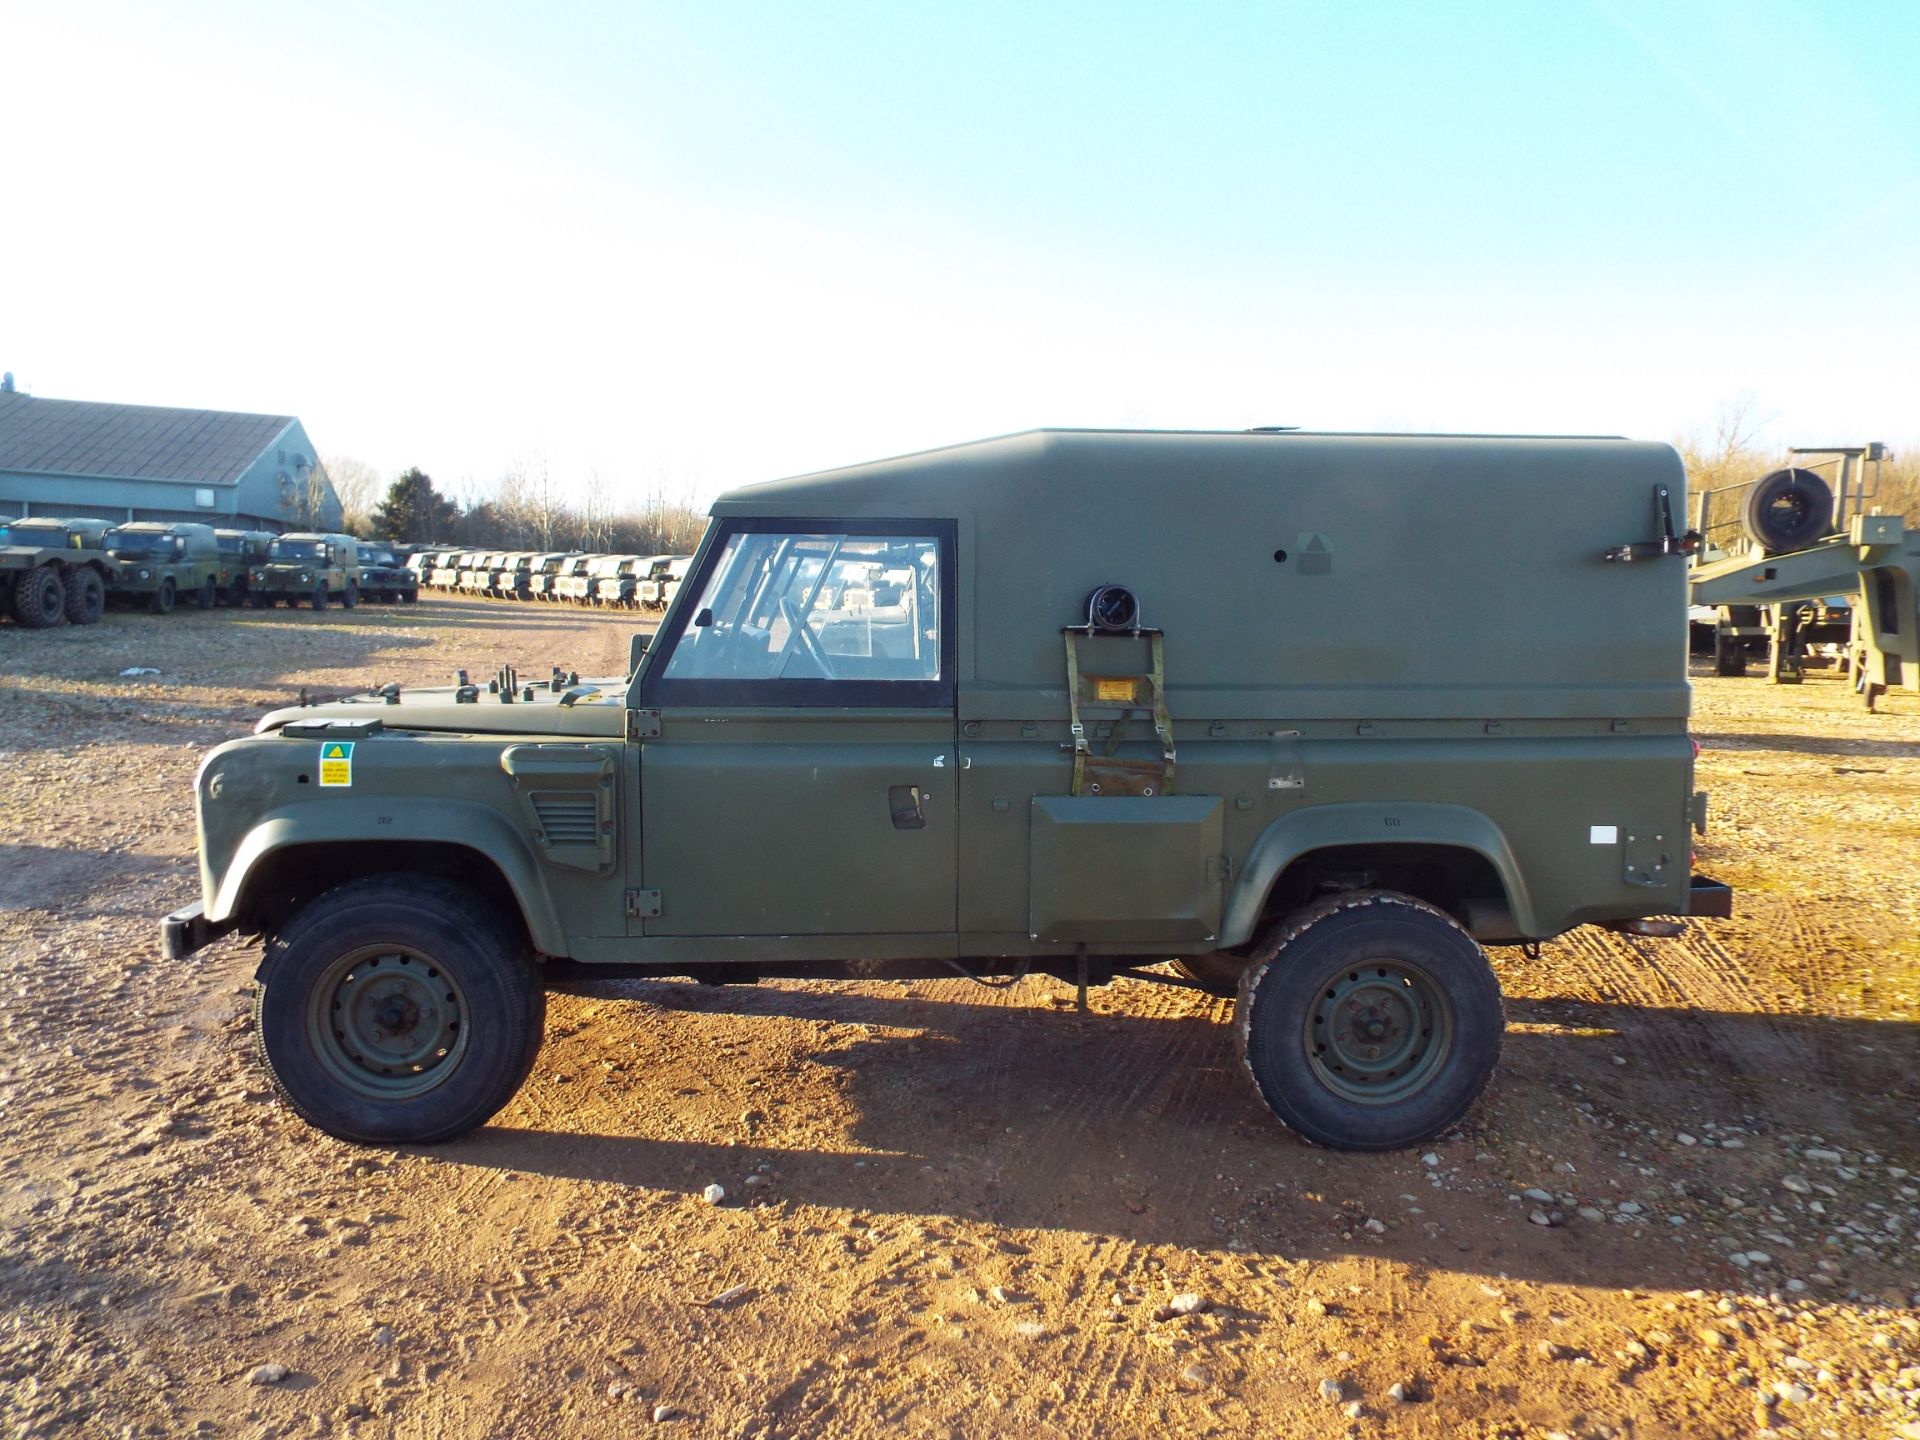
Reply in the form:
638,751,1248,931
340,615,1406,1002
1304,959,1453,1105
308,949,467,1098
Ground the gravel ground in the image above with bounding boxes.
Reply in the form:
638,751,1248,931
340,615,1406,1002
1,598,1916,1440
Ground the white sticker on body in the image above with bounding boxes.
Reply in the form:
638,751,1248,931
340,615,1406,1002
1590,824,1618,844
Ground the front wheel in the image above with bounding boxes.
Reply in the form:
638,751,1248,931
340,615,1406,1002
1235,891,1503,1150
254,876,546,1144
151,579,176,615
312,584,328,611
341,582,358,610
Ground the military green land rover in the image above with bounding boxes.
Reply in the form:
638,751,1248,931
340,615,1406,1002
167,430,1729,1150
104,522,223,613
249,532,363,609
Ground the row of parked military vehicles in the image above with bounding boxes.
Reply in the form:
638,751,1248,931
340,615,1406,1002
0,518,421,628
412,550,695,609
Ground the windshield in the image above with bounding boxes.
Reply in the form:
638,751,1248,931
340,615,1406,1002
268,538,327,561
105,529,180,558
362,549,397,567
216,535,247,556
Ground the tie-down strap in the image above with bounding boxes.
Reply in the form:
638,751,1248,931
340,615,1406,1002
1063,628,1176,796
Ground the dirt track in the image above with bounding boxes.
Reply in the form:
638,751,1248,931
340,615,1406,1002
2,598,1917,1439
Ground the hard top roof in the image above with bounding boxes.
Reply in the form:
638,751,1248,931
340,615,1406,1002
711,427,1651,518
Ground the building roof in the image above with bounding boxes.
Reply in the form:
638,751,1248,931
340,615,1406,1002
0,389,296,486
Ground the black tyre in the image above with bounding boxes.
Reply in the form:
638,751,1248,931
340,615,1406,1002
227,578,247,607
64,567,105,626
1236,891,1504,1150
1742,467,1833,553
312,584,328,611
1171,952,1247,996
0,571,15,618
250,591,270,609
1714,633,1747,677
400,589,416,604
254,875,546,1145
13,565,66,628
151,579,176,615
342,582,358,610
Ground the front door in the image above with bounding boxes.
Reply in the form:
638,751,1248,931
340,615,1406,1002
635,521,956,937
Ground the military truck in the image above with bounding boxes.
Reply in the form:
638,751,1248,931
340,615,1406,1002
167,429,1728,1151
551,554,599,603
525,552,575,600
102,522,223,614
591,555,648,607
653,554,694,612
248,532,363,609
356,543,420,604
490,553,535,600
213,529,276,607
0,517,119,627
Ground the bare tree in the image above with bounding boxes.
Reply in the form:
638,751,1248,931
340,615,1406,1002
320,454,383,536
580,465,615,551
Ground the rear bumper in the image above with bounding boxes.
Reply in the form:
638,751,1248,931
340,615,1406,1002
1686,875,1734,918
161,902,237,960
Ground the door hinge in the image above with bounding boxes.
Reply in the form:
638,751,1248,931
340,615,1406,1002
626,709,660,740
626,888,661,918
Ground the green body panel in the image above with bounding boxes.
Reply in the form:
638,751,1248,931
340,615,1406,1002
1030,794,1225,945
196,727,628,954
103,521,222,597
188,430,1703,968
637,709,956,936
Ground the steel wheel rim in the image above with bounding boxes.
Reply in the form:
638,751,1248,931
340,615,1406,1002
306,945,468,1100
1303,957,1453,1105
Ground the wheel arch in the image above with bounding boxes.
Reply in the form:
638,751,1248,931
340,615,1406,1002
1221,802,1536,946
212,810,569,957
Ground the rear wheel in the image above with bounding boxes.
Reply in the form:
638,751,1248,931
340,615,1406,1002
150,579,176,615
254,876,546,1144
64,567,105,625
14,565,66,628
1235,891,1503,1150
194,578,216,610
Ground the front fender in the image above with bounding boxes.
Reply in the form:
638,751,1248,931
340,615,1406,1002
208,798,570,956
1221,801,1535,946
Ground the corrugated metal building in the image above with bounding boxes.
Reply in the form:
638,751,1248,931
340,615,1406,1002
0,385,342,531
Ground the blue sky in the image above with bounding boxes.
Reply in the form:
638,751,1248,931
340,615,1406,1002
2,0,1915,504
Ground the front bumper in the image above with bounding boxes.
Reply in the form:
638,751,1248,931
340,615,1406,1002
161,902,238,960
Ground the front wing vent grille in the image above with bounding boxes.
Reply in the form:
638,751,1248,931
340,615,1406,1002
530,791,599,846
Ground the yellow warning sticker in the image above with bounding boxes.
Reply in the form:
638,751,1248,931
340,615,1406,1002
318,741,354,787
1094,676,1137,704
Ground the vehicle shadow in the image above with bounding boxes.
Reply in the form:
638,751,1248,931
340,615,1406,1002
448,978,1919,1297
1703,732,1920,760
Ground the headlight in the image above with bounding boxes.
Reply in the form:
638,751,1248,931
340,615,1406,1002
252,570,265,582
299,571,312,583
138,568,150,580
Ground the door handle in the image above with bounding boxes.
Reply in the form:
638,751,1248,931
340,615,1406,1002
888,784,927,830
